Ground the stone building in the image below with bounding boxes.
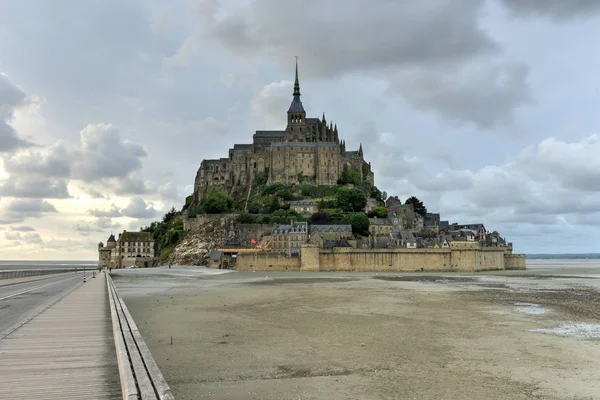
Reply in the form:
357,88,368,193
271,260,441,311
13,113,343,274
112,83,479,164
368,217,394,235
290,200,318,216
310,224,353,241
97,230,156,268
97,234,116,268
272,221,308,256
193,60,374,202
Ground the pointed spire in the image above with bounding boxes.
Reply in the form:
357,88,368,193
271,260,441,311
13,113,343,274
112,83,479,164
293,56,301,97
359,143,363,157
288,56,305,114
334,124,338,133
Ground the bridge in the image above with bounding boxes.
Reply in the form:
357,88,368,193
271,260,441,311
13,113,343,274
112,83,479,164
0,269,173,399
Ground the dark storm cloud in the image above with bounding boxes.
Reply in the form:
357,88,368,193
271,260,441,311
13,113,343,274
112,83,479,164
186,0,530,128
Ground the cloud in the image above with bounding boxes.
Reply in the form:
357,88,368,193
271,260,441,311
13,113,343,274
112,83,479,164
0,177,70,198
120,197,160,219
73,123,147,181
1,123,148,199
4,231,43,243
87,204,122,218
10,225,35,232
0,73,34,152
377,133,600,230
498,0,600,19
74,218,120,236
184,0,530,128
3,124,147,182
2,141,71,177
252,80,292,128
388,60,532,129
0,199,57,224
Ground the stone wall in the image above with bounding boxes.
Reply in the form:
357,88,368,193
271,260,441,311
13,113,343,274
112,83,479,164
504,254,527,270
318,248,453,272
235,252,300,271
233,244,525,272
119,257,158,268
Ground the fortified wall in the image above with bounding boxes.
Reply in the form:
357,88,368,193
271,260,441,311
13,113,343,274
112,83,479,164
234,242,526,272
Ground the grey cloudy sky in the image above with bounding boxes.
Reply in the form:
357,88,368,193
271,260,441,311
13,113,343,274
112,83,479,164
0,0,599,259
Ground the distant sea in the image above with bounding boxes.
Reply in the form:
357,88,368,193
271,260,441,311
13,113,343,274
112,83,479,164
527,254,600,260
0,260,97,271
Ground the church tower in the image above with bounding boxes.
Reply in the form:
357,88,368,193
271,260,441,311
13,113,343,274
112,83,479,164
285,57,307,142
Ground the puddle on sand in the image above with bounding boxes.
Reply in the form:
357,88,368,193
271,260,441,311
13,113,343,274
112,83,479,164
531,323,600,339
514,302,550,315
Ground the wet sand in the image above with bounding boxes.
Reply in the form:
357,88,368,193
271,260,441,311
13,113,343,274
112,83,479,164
113,261,600,399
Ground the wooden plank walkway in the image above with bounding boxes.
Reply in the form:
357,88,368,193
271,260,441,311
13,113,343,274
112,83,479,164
0,272,122,399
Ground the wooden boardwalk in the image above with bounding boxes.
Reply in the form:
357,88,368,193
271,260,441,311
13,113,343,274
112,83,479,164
0,272,122,399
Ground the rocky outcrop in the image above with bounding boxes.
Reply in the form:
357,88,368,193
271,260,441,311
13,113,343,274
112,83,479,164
165,214,275,266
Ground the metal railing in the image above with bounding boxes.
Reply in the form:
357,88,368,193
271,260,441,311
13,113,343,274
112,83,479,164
0,268,89,280
106,273,175,400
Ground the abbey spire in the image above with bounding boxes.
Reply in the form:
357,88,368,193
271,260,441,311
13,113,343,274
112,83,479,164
287,56,305,114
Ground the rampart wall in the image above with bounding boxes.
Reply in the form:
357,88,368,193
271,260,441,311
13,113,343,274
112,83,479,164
504,254,527,270
235,253,301,271
233,243,526,272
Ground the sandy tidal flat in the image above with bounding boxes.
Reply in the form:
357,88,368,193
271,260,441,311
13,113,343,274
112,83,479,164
113,262,600,400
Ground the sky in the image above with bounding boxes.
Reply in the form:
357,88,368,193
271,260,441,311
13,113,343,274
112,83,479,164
1,0,600,260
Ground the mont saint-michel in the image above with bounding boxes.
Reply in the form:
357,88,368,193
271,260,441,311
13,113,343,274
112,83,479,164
192,60,373,203
107,61,525,273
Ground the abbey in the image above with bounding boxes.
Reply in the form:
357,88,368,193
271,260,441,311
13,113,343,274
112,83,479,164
193,60,374,201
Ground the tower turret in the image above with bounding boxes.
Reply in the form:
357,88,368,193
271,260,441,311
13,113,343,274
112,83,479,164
358,143,364,157
334,124,339,143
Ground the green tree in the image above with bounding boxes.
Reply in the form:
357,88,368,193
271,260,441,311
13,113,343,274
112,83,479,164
336,187,367,212
237,212,258,224
268,196,281,213
162,206,178,223
342,212,370,236
405,196,427,217
201,190,233,213
368,206,388,218
247,198,262,214
311,211,330,224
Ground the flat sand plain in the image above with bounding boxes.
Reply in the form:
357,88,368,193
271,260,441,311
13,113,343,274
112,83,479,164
113,262,600,399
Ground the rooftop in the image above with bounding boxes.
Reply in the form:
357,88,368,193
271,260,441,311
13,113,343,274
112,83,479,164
117,231,153,243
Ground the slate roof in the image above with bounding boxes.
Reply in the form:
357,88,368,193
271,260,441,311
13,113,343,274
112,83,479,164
290,200,318,206
254,130,285,138
273,221,308,234
208,250,223,261
311,224,352,233
107,234,116,243
399,230,416,243
456,224,485,231
288,96,305,113
118,231,153,243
